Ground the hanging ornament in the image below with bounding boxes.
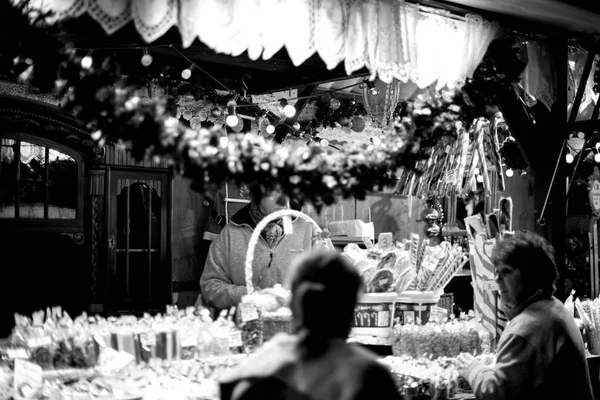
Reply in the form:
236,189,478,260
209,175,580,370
426,223,441,237
183,110,193,120
330,98,341,110
351,117,366,132
339,116,349,126
292,122,301,131
424,208,439,222
211,107,223,117
231,116,244,132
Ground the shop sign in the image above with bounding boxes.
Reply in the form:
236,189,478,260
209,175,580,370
352,303,392,328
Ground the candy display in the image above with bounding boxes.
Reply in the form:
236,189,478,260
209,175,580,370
574,294,600,355
0,305,489,400
391,318,492,360
6,306,242,370
236,285,292,352
0,354,247,400
344,233,468,295
380,354,494,400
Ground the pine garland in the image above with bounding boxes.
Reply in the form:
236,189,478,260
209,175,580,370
1,0,479,208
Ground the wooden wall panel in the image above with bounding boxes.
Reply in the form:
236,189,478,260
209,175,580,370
303,194,426,242
105,144,169,168
500,173,536,232
357,194,426,242
171,175,208,287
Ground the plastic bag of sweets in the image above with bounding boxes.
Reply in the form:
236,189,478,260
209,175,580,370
177,308,200,360
443,323,461,357
26,311,55,370
414,325,436,358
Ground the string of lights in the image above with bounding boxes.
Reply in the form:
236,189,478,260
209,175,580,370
71,43,376,133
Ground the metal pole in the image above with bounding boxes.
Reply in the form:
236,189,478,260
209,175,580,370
537,43,596,225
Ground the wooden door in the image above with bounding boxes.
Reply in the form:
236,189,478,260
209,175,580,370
107,168,170,314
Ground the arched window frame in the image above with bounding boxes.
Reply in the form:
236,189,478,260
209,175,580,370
0,132,84,231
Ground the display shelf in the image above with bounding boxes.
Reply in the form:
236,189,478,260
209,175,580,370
329,236,371,246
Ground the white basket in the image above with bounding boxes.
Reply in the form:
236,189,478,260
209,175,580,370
244,208,321,294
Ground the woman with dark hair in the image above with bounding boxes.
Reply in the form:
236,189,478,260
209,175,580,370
457,231,593,400
219,250,401,400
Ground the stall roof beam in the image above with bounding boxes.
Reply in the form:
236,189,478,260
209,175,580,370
435,0,600,36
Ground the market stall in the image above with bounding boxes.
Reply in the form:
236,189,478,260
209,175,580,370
3,0,600,399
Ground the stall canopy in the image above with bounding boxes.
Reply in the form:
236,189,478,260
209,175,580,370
39,0,498,90
443,0,600,36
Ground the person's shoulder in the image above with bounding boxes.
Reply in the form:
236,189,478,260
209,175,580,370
335,341,383,369
512,298,572,335
221,333,298,384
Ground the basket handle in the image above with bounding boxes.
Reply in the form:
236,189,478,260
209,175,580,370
245,209,321,295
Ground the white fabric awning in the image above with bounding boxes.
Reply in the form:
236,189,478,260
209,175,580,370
38,0,499,89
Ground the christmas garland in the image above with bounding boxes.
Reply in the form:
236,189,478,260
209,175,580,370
1,0,479,207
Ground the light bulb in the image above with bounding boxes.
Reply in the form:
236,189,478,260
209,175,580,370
476,175,484,183
226,115,239,127
595,153,600,163
181,68,192,80
283,104,296,117
473,167,480,175
506,169,514,177
81,55,93,70
565,153,574,164
266,124,275,134
141,53,153,67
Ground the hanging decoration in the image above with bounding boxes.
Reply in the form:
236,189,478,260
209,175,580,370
461,36,527,111
499,136,528,173
2,0,482,208
423,196,445,238
313,97,367,129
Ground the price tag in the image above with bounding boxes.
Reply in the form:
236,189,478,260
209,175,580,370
228,330,243,348
482,279,499,292
431,305,449,321
140,332,157,347
14,359,42,398
421,253,438,272
26,336,52,348
240,303,259,323
283,216,293,235
378,233,393,248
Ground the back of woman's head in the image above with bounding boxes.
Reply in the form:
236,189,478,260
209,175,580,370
289,250,362,339
492,231,558,295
